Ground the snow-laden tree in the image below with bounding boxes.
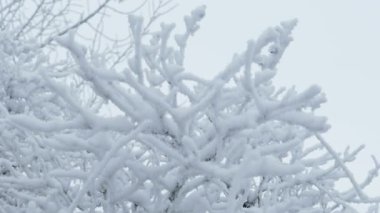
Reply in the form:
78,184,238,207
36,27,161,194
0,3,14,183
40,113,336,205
1,4,379,213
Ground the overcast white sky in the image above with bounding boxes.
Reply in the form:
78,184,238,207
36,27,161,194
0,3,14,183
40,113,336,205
150,0,380,194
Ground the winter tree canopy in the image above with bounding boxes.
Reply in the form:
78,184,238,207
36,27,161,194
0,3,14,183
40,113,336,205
0,1,379,213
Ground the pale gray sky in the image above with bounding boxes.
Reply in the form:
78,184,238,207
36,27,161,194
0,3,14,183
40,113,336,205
155,0,380,194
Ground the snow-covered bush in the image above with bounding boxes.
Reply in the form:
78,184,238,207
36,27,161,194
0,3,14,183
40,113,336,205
1,3,379,213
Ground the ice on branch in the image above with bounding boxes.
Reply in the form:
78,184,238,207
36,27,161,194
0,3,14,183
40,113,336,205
0,3,379,213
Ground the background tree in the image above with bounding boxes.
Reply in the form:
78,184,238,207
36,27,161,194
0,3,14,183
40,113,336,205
0,1,379,213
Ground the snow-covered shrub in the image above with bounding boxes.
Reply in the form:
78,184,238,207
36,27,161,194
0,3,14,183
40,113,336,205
1,4,379,213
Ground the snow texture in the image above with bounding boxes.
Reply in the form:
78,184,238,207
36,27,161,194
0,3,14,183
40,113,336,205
0,3,379,213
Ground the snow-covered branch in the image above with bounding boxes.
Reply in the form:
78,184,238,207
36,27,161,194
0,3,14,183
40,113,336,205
0,3,378,213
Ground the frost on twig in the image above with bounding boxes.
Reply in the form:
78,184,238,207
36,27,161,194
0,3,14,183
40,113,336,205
0,4,379,213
